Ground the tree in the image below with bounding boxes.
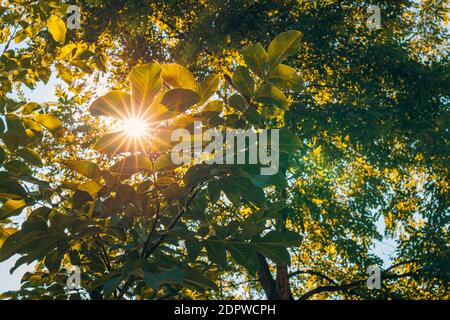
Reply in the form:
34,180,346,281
0,0,448,300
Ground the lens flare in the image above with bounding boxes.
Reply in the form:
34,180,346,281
120,117,149,138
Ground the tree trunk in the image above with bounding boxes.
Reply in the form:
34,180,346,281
257,254,292,300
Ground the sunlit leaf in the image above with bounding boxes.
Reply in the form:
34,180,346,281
161,88,200,113
89,91,132,120
111,155,153,175
267,30,302,66
59,160,102,182
232,66,254,98
129,62,163,112
255,84,289,109
198,74,220,102
267,64,304,90
0,199,27,220
33,114,63,133
243,42,268,76
47,15,66,43
93,131,147,155
161,63,197,90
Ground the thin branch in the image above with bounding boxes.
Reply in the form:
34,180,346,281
1,3,28,56
143,187,200,259
117,187,201,299
141,163,161,258
298,271,419,300
95,234,111,272
289,269,338,285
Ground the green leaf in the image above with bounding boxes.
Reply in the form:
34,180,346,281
78,180,103,199
228,94,247,112
232,66,254,97
255,84,289,110
154,153,181,172
225,240,259,275
44,250,61,274
182,268,218,291
267,30,302,66
21,102,41,114
202,100,223,116
161,88,200,113
207,180,221,203
267,64,304,90
59,160,102,182
243,43,268,76
279,129,302,152
161,63,197,91
0,180,28,199
144,267,183,290
21,207,51,233
72,190,93,209
3,115,28,148
222,177,266,208
129,62,163,110
110,155,152,175
198,74,220,102
4,160,31,176
47,15,66,43
183,164,211,188
17,148,43,167
0,147,5,165
103,276,122,298
0,227,16,249
186,238,202,261
9,255,27,275
221,178,241,207
89,91,132,119
250,231,302,265
243,105,262,126
151,128,174,152
204,236,227,267
0,231,65,263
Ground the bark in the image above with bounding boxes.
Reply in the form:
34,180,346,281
257,254,293,300
276,265,293,300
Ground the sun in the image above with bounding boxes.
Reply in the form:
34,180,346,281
120,117,149,138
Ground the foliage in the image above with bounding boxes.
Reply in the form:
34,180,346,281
0,0,448,300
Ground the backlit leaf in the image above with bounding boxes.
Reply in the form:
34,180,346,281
267,30,302,66
255,84,289,110
232,66,254,97
243,43,268,76
47,15,66,43
161,88,200,113
89,91,132,120
161,63,197,91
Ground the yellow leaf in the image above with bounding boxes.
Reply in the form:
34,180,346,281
0,199,27,219
47,15,67,43
0,227,17,247
313,146,322,156
161,63,197,91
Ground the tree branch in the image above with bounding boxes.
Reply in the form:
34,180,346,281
298,271,419,300
289,269,338,285
117,187,201,299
